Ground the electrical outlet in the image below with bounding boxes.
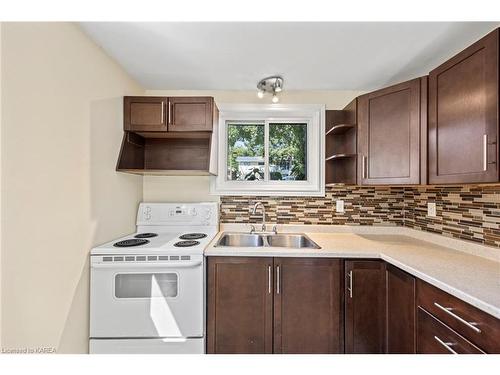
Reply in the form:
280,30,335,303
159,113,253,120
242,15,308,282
427,202,437,217
336,200,345,213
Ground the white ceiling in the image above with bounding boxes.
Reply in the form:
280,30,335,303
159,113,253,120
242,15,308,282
80,22,499,91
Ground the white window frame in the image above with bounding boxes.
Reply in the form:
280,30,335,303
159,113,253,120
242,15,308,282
211,103,325,196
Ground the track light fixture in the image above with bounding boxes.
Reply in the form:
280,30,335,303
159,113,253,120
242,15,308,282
257,76,284,103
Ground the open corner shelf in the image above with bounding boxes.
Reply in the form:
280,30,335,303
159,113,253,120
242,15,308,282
325,99,358,185
325,123,356,136
326,153,357,161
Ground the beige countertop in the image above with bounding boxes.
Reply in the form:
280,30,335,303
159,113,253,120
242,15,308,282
205,224,500,319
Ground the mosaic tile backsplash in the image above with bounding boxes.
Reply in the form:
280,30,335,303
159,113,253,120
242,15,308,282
221,187,405,226
220,184,500,248
404,185,500,248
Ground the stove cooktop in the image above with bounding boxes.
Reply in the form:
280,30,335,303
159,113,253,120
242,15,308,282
174,240,200,247
92,230,216,256
179,233,207,240
134,233,158,239
113,239,150,248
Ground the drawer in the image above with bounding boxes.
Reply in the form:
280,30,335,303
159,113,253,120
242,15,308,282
417,307,485,354
417,279,500,353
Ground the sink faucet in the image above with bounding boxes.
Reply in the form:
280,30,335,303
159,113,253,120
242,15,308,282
252,202,266,232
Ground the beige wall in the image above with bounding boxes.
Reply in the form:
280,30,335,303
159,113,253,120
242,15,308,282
0,23,144,353
142,89,363,203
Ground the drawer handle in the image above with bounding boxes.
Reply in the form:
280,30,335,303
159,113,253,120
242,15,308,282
434,302,482,334
434,336,458,354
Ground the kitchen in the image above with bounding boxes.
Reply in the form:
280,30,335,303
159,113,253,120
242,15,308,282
0,4,499,374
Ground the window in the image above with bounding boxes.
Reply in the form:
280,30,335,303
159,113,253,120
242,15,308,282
212,104,325,196
269,123,307,181
227,123,265,181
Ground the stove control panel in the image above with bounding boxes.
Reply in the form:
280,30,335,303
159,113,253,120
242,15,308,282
136,202,218,226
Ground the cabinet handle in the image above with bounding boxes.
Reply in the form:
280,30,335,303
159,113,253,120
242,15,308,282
362,156,367,179
347,270,353,298
483,134,488,171
268,265,271,294
433,302,481,333
168,100,172,125
434,336,458,354
276,265,280,294
161,102,165,124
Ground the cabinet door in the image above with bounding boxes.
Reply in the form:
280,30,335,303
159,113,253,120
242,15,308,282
386,264,416,353
273,258,343,354
345,260,386,353
206,257,273,354
124,96,167,132
417,307,485,354
358,78,423,184
429,29,499,184
168,97,214,132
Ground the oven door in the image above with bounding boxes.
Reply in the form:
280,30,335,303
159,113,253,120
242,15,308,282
90,255,204,339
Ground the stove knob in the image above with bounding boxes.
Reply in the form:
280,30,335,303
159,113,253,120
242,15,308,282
144,213,151,221
190,208,197,216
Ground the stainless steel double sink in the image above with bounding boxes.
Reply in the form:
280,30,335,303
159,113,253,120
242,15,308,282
215,232,321,249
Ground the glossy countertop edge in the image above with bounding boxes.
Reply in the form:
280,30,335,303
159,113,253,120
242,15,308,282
205,224,500,319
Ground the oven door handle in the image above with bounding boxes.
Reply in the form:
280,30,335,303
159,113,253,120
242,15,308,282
91,261,202,269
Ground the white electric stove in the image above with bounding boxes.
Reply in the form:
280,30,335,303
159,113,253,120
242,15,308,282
89,202,218,354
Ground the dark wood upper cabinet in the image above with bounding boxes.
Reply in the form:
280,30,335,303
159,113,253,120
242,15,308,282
386,264,416,353
124,96,216,132
273,258,343,354
358,77,426,185
429,28,499,184
118,96,218,175
206,257,273,354
345,260,386,353
124,96,167,132
168,97,215,132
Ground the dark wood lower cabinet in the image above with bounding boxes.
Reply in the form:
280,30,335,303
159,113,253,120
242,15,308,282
207,256,343,354
417,307,485,354
345,260,386,353
206,257,273,354
273,258,343,353
386,264,416,353
416,279,500,353
207,256,499,354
